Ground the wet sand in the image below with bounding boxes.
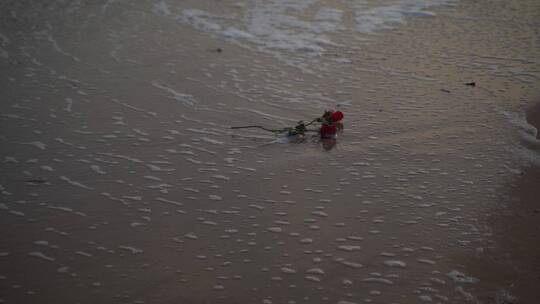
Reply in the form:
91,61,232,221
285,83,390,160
1,0,540,303
494,104,540,301
526,103,540,139
452,98,540,302
488,163,540,303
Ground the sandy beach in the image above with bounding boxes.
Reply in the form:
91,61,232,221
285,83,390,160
1,0,539,303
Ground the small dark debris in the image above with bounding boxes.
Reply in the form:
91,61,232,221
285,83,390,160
22,179,47,184
216,48,222,53
441,89,451,93
465,82,476,87
535,209,539,214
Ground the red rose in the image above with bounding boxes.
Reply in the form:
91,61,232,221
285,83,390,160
331,111,344,122
320,123,337,138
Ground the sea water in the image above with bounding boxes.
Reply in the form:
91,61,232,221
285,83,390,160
0,0,539,303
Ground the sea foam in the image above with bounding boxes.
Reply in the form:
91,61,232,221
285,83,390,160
175,0,456,66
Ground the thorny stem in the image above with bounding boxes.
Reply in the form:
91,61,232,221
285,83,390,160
231,113,334,136
230,125,286,133
230,125,319,134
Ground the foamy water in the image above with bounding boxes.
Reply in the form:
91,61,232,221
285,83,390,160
167,0,457,69
0,0,539,303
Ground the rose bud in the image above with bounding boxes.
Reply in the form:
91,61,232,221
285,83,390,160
331,111,344,122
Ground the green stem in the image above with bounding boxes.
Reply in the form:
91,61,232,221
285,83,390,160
231,125,287,133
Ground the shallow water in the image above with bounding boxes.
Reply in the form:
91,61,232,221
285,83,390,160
0,0,539,303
